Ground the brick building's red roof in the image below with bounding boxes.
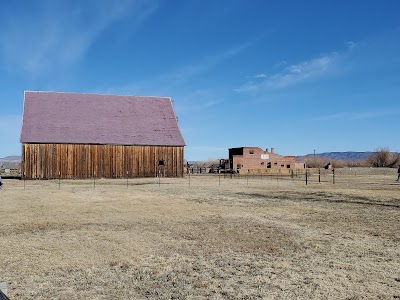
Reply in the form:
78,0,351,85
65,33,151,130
20,91,185,146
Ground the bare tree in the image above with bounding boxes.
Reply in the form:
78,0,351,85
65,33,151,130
388,152,400,168
303,155,327,168
366,148,400,168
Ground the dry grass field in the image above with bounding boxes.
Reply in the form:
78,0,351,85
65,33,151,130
1,170,399,299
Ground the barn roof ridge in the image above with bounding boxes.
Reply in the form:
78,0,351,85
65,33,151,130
24,90,171,100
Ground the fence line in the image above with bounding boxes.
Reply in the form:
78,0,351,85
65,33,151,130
2,168,398,191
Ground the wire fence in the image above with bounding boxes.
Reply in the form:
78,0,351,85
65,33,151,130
1,167,398,191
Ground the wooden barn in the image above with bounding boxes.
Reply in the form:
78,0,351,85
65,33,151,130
20,91,185,179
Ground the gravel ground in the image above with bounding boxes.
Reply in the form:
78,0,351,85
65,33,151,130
0,173,399,299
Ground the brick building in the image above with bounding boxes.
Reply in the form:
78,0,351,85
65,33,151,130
229,147,301,172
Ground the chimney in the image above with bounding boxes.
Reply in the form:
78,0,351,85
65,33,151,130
266,148,269,153
271,148,274,154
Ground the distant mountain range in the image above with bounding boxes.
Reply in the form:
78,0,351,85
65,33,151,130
0,156,21,169
0,155,21,162
297,152,375,161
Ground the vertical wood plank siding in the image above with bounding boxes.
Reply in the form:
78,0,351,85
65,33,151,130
22,144,184,179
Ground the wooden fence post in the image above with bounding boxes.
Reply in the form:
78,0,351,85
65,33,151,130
306,169,308,185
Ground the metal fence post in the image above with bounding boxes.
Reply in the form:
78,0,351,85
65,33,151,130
306,169,308,185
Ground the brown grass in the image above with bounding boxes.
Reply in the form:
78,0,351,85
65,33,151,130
0,173,399,299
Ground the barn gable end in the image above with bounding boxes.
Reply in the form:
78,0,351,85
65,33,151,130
20,91,185,179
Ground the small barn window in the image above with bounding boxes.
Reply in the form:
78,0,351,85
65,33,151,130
287,164,291,168
249,150,254,154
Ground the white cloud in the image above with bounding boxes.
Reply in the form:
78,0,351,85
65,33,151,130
273,60,287,68
92,39,255,107
0,0,158,74
311,109,398,121
255,73,267,78
235,53,339,93
164,40,254,87
346,41,358,51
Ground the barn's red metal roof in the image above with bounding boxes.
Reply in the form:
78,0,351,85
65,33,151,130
20,91,185,146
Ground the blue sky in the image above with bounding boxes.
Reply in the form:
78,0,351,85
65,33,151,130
0,0,399,160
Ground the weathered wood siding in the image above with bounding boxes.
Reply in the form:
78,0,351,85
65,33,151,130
22,144,184,179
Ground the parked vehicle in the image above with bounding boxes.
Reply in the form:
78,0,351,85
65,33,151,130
208,159,233,173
